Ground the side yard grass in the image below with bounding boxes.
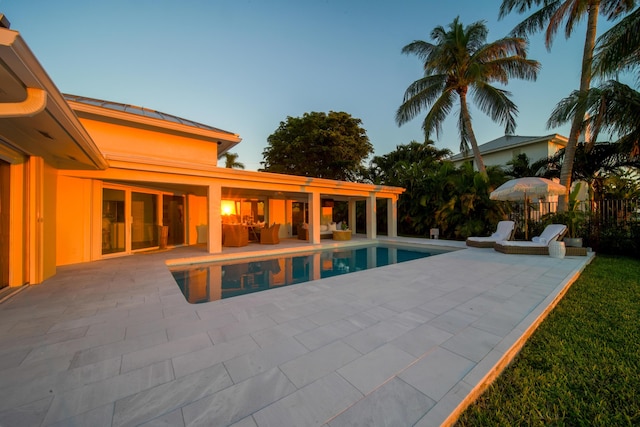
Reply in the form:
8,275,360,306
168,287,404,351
456,255,640,426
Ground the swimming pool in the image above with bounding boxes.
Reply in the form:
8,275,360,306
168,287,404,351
170,244,449,304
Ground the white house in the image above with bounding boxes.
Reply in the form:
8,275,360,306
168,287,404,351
450,134,568,170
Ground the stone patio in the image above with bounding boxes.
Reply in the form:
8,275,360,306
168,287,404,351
0,237,593,426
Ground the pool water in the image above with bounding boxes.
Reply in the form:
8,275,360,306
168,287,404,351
170,244,447,304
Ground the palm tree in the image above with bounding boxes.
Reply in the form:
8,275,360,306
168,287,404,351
396,17,540,175
499,0,636,210
593,6,640,77
548,80,640,156
223,152,245,169
589,7,640,155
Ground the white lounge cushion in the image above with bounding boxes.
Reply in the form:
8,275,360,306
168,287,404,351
536,224,567,243
466,221,515,245
495,224,567,248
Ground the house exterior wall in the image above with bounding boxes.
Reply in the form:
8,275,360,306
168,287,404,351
268,199,288,238
454,140,563,169
79,118,219,169
42,162,58,280
188,194,208,245
56,175,93,266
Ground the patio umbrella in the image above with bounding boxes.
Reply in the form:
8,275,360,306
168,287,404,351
490,177,566,239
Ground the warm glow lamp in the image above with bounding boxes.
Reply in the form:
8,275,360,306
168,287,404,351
221,200,236,216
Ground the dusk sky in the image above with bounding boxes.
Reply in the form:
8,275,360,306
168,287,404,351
2,1,621,170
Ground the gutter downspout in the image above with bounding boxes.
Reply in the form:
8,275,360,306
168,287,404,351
0,87,46,118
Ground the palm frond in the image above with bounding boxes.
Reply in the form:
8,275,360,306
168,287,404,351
401,40,436,62
499,0,545,19
593,7,640,77
471,83,518,134
554,0,589,41
395,75,448,125
507,1,561,43
547,89,585,128
474,37,530,61
600,0,637,19
422,89,457,138
480,56,540,84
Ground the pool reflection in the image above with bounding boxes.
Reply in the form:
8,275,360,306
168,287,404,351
171,246,433,304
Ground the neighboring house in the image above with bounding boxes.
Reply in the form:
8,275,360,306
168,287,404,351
451,134,570,218
450,134,568,170
0,19,403,288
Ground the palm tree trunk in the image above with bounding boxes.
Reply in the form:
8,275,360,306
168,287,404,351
459,92,487,175
558,0,599,211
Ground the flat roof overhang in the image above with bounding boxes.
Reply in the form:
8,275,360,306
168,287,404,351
63,161,405,200
0,27,108,169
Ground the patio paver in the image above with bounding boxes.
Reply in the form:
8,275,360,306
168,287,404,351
0,237,593,426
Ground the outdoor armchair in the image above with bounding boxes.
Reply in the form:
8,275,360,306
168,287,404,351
260,223,280,245
222,224,249,247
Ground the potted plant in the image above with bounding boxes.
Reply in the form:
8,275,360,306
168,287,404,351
559,184,587,247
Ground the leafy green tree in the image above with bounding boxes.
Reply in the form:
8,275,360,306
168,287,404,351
602,172,640,199
223,152,245,169
499,0,636,209
261,111,373,181
396,17,539,175
366,140,451,185
367,140,510,239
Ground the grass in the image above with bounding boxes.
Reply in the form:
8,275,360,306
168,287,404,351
456,255,640,426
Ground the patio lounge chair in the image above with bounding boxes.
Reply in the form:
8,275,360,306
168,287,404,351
494,224,567,255
466,220,515,248
260,223,280,244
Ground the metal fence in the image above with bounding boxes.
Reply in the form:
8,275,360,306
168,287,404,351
514,199,640,226
510,198,640,255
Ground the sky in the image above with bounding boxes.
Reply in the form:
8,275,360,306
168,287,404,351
1,0,619,171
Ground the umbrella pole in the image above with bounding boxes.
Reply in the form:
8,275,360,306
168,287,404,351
525,193,529,240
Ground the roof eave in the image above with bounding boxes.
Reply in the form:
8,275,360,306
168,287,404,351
0,28,108,170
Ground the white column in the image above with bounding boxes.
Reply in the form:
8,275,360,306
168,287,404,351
387,196,398,237
308,192,321,244
28,157,44,284
348,199,357,234
365,193,376,239
207,184,222,254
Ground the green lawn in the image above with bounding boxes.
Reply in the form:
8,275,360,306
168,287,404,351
456,255,640,426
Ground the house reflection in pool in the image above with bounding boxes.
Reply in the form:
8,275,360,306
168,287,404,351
171,245,441,304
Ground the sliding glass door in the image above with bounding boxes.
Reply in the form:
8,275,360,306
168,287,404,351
131,192,158,250
102,188,126,255
163,195,185,246
102,188,158,254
